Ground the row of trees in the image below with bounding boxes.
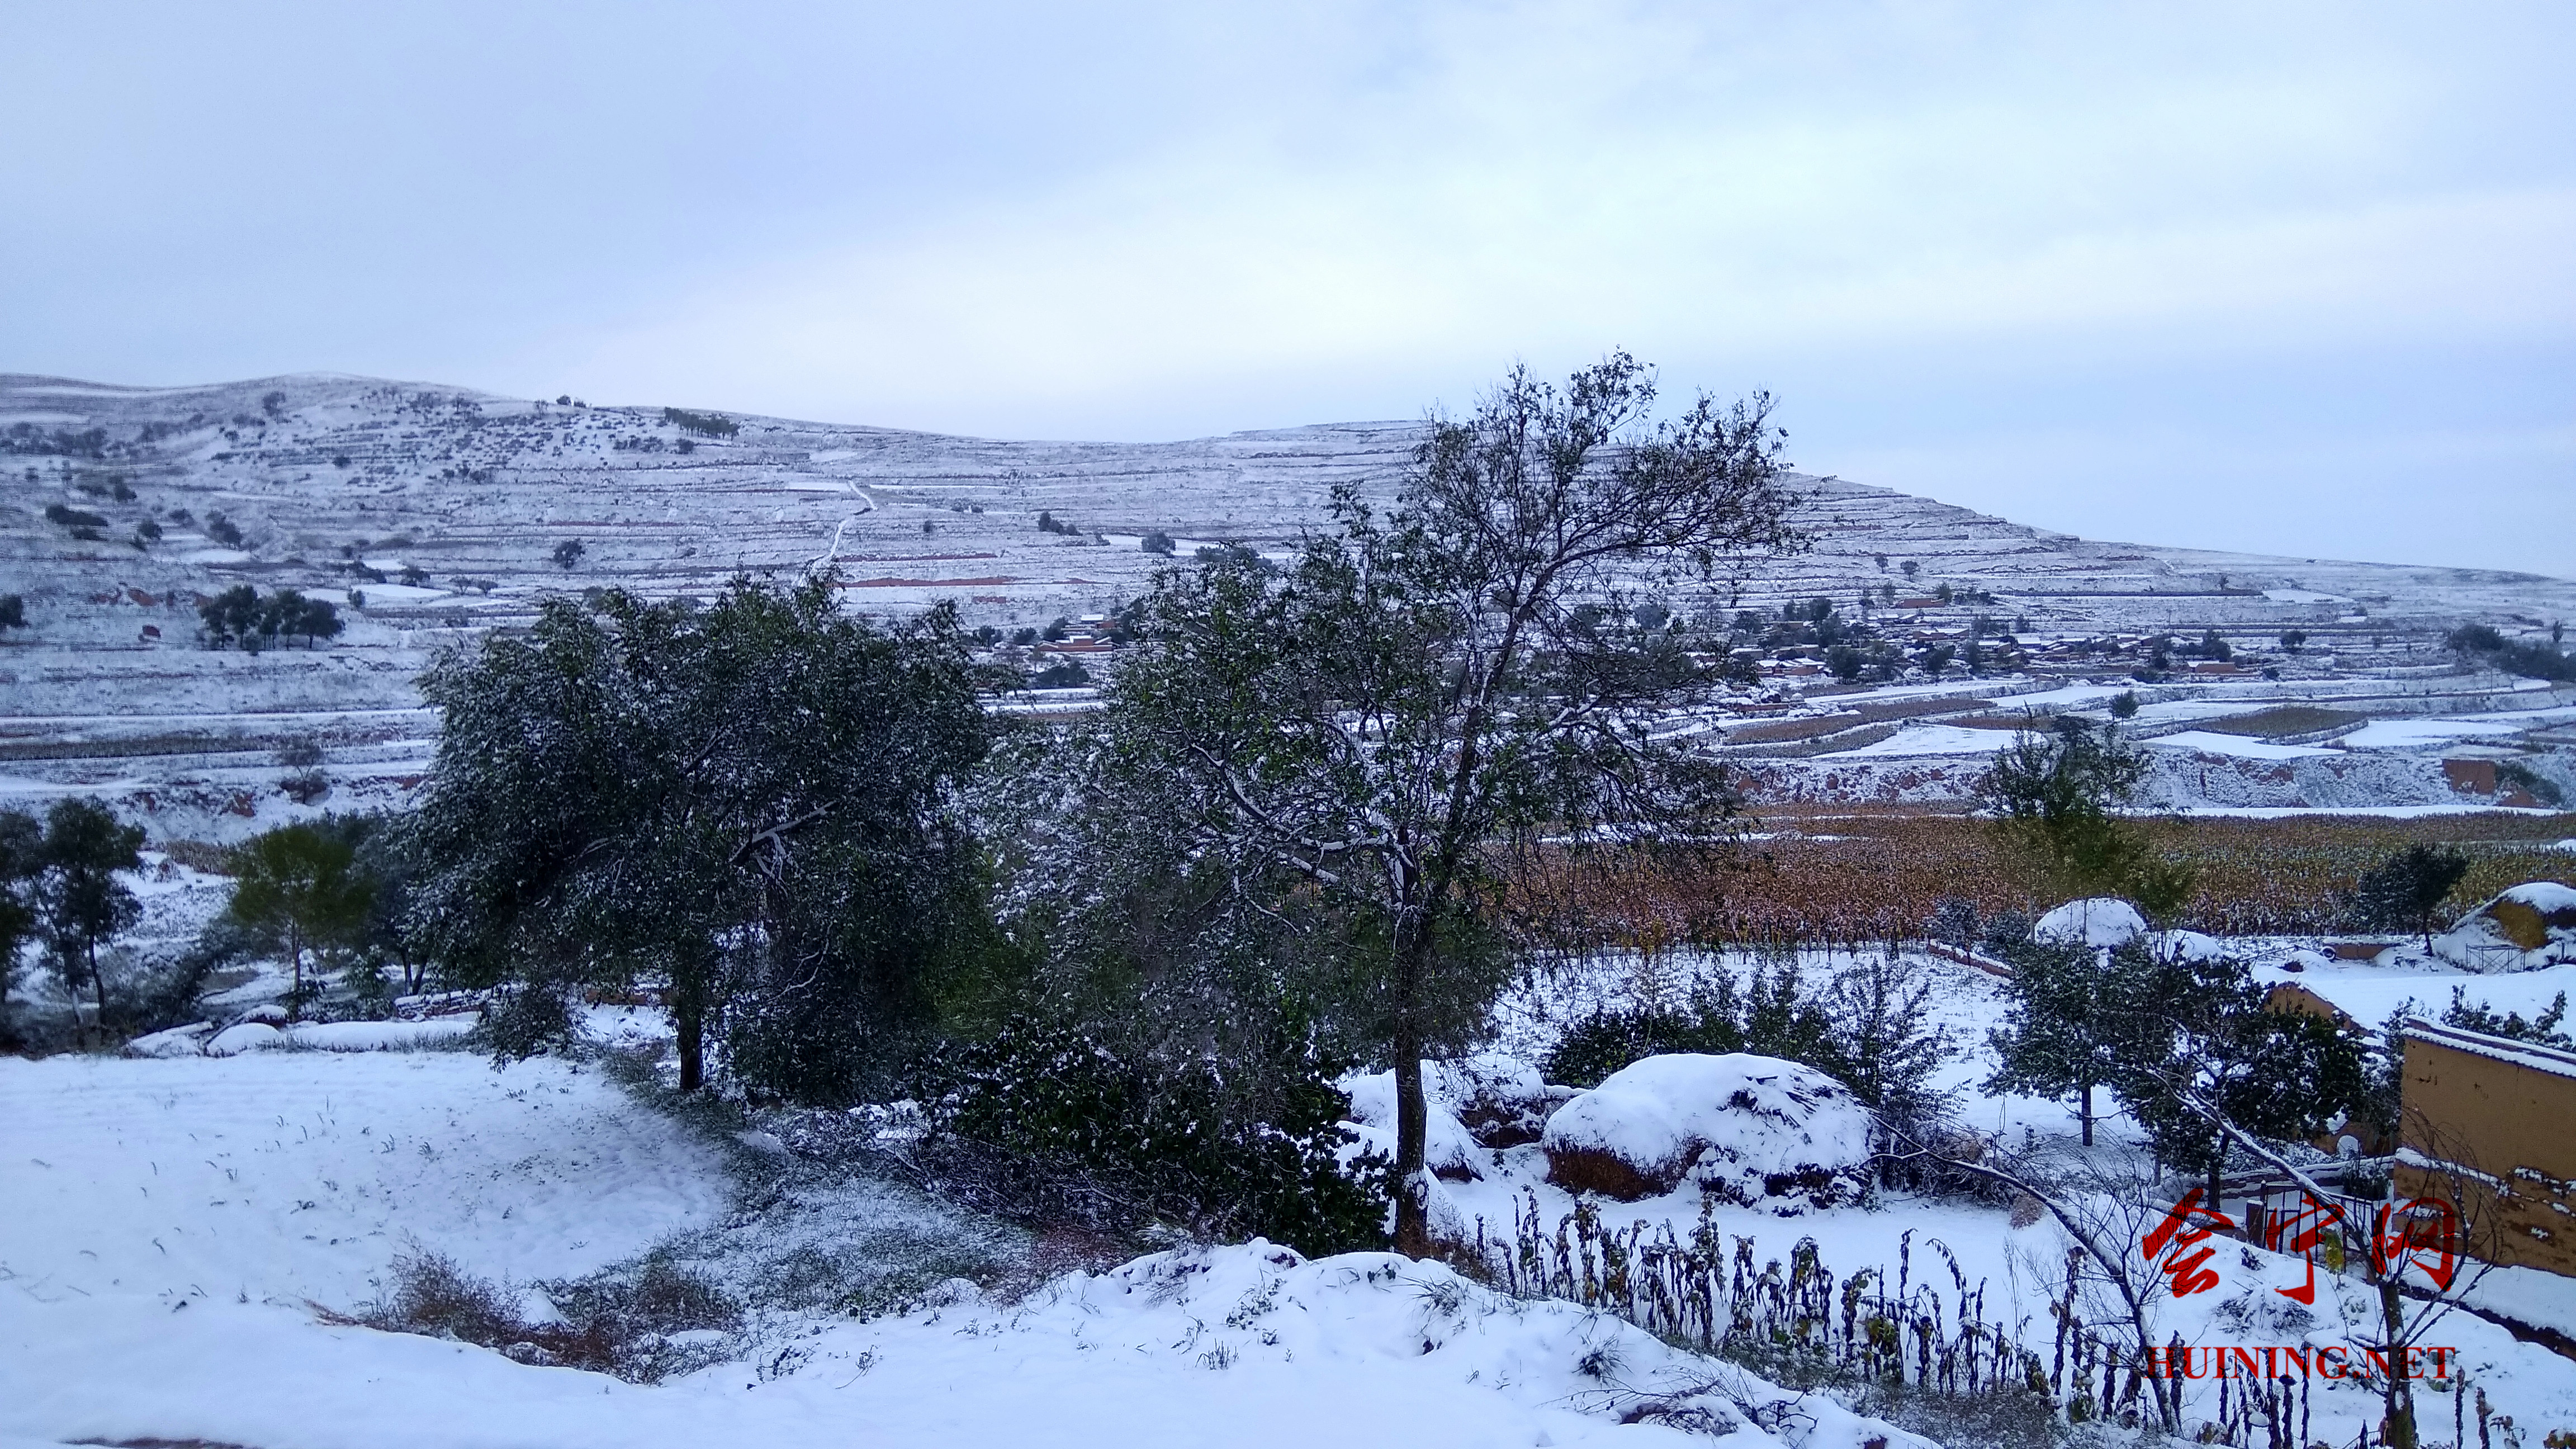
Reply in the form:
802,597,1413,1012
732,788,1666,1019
198,585,343,650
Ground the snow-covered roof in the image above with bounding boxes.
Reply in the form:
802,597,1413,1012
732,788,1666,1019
2251,962,2576,1034
2402,1019,2576,1082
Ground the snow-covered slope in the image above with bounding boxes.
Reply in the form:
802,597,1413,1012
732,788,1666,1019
6,370,2572,831
0,1046,1922,1449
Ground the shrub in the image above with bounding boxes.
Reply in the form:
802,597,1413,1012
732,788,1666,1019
1029,659,1090,689
552,538,586,570
929,1017,1387,1256
206,513,243,547
1541,958,1950,1134
2448,623,2576,683
0,595,23,629
357,1249,740,1383
2496,760,2564,807
2442,984,2570,1048
1140,529,1175,555
2340,842,2471,945
43,503,107,530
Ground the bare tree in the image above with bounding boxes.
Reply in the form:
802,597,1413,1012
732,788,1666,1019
2172,1085,2507,1449
1890,1132,2190,1433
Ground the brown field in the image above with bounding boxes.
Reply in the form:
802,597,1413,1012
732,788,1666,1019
2199,706,2368,738
1513,809,2576,948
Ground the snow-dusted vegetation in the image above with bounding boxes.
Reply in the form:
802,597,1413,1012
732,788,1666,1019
4,358,2574,1449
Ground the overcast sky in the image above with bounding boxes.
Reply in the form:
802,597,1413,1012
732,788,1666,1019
5,2,2569,575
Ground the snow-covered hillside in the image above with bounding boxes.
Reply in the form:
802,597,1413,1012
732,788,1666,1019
5,370,2572,836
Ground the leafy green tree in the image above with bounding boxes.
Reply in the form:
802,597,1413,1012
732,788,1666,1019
1986,937,2166,1147
2118,948,2369,1204
1992,935,2367,1186
262,589,340,647
1976,716,2151,899
32,799,145,1043
0,808,42,1027
407,576,990,1097
222,823,377,1015
1088,354,1797,1253
2345,843,2471,948
198,584,262,648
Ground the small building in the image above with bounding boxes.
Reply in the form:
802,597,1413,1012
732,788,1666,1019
2394,1019,2576,1278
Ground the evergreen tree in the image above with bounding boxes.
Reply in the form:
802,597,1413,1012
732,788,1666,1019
0,808,42,1030
31,799,145,1043
2117,948,2369,1204
2345,843,2471,948
222,822,376,1016
406,576,990,1097
1976,716,2152,898
1985,936,2165,1147
1086,354,1798,1254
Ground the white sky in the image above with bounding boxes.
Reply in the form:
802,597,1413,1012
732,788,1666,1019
4,2,2569,575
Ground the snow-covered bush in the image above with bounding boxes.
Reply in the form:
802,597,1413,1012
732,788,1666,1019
1541,958,1952,1136
1433,1052,1555,1147
1542,1053,1875,1208
929,1017,1389,1256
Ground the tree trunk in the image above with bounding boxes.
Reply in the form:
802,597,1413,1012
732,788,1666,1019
1389,905,1433,1257
1393,1031,1431,1256
87,939,107,1046
2380,1278,2418,1448
675,992,704,1092
2079,1081,2094,1147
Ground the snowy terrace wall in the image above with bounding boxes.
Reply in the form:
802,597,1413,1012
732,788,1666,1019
1736,742,2474,809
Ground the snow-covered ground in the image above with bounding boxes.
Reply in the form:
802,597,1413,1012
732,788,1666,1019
0,1044,1923,1449
1465,946,2576,1444
4,932,2574,1445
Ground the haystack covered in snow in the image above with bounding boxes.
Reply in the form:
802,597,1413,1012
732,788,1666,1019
2433,882,2576,972
2032,897,2148,949
1541,1053,1875,1209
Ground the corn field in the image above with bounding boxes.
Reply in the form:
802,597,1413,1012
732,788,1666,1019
1510,812,2576,948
